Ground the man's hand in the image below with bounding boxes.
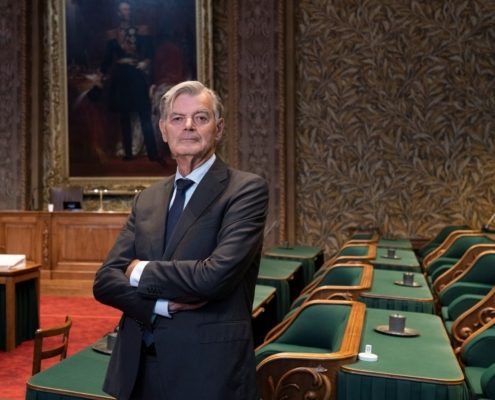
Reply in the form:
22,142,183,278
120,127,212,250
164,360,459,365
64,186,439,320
169,301,207,313
125,259,141,279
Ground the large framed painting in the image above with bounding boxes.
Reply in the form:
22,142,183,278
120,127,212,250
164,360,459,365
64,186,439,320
45,0,212,191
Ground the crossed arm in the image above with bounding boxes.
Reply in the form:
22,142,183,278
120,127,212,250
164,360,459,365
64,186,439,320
125,259,206,313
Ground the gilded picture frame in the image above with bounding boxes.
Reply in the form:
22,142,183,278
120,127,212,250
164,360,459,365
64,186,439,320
45,0,212,193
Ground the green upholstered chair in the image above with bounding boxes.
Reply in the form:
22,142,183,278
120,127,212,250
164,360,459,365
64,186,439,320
432,245,495,295
289,263,373,311
418,225,471,262
437,251,495,309
256,300,365,400
438,282,492,309
448,287,495,351
346,230,380,244
423,233,495,278
422,230,480,268
313,244,376,281
460,324,495,399
442,293,485,338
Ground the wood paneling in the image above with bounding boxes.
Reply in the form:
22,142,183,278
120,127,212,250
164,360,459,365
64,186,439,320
0,212,47,266
0,211,128,280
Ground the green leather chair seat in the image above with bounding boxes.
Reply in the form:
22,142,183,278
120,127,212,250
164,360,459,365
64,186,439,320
444,319,453,335
461,330,495,367
321,266,364,286
339,245,370,257
418,225,471,261
443,294,485,321
429,261,457,282
289,266,364,312
255,303,350,364
350,233,375,241
461,329,495,399
439,282,493,307
442,294,484,337
458,252,495,284
427,257,458,277
481,363,495,400
464,366,486,399
426,235,495,277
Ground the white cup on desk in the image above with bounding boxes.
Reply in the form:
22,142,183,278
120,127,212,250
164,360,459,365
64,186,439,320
47,203,54,212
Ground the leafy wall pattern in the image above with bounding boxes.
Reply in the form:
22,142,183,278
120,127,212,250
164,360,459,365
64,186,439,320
295,0,495,255
0,1,25,209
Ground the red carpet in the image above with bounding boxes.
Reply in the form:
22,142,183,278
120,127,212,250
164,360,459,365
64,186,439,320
0,296,121,400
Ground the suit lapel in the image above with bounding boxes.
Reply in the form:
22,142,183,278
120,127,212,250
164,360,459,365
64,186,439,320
148,178,174,259
163,158,229,260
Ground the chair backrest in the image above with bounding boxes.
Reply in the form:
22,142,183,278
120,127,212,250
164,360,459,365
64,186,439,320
32,315,72,375
443,235,494,259
276,303,351,351
423,231,482,267
255,300,366,400
320,266,364,286
433,244,495,294
419,225,471,258
456,252,495,285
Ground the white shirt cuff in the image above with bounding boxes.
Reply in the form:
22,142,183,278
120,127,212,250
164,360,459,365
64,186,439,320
129,261,172,319
129,261,148,287
154,299,172,318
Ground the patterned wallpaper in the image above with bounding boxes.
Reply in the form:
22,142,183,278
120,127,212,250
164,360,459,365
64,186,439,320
295,1,495,255
0,1,26,209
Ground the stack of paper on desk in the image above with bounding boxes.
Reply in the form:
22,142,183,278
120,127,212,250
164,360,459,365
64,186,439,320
0,254,26,269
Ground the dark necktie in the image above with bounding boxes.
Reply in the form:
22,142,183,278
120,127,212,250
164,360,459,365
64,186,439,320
165,178,194,246
143,179,194,347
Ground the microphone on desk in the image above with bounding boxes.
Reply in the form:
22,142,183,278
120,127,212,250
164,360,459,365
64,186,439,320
482,212,495,233
264,220,279,239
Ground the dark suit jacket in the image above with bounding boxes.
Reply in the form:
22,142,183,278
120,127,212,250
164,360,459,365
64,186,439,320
93,158,268,400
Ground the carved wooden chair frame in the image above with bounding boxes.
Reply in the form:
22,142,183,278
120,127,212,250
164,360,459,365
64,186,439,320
433,246,495,295
421,230,482,269
451,286,495,353
256,300,366,400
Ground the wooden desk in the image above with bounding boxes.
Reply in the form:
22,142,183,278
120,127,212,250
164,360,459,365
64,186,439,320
264,245,324,284
377,238,413,249
338,309,468,400
371,247,421,272
252,284,277,347
257,257,304,321
0,261,41,351
358,269,434,314
26,346,113,400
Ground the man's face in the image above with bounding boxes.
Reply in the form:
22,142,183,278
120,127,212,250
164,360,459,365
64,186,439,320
159,92,224,163
118,3,131,21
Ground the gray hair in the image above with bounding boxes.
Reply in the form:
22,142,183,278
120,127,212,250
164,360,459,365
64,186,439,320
159,81,223,121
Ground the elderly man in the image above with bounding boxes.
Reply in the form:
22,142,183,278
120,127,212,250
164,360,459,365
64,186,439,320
93,80,268,399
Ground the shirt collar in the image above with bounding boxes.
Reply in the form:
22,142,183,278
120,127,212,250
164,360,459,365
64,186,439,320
174,153,216,185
